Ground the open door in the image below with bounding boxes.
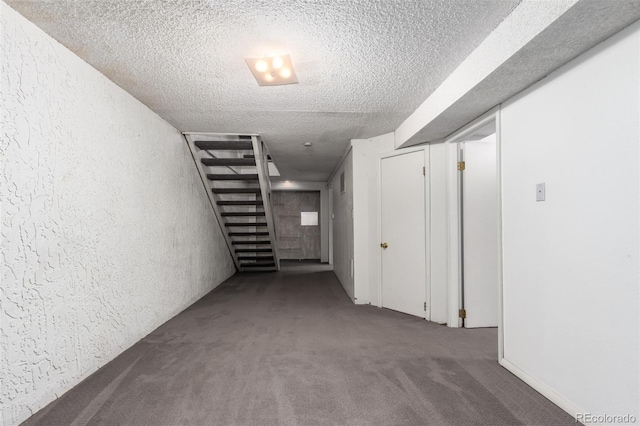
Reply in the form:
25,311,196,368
380,150,426,318
460,134,498,328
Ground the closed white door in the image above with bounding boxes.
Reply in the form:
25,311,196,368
380,151,426,318
462,135,498,328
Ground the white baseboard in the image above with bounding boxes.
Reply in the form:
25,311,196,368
499,358,589,424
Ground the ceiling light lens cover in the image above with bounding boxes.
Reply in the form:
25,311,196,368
255,60,268,72
246,54,298,86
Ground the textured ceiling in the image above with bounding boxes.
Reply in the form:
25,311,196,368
6,0,521,181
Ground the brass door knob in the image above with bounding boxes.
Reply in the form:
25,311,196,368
380,242,388,249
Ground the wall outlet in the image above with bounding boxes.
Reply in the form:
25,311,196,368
536,183,546,201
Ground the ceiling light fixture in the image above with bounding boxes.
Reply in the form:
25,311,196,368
245,54,298,86
304,142,312,147
255,60,268,73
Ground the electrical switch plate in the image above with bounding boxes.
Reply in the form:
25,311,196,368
536,183,546,201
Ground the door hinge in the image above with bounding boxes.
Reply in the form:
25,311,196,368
458,309,466,319
424,302,427,311
457,161,465,171
422,166,425,176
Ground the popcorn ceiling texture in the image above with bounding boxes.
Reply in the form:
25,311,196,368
396,0,640,147
4,0,520,181
0,4,236,425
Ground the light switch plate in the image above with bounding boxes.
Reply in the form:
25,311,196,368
536,183,546,201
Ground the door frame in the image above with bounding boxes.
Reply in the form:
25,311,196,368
377,146,430,320
443,106,504,359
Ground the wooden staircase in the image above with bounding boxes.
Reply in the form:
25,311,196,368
183,133,280,272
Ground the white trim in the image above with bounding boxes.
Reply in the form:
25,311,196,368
499,359,584,423
424,147,431,321
376,155,383,308
379,144,427,159
182,131,260,136
377,145,430,319
495,108,505,361
443,107,501,331
446,141,461,327
444,107,500,145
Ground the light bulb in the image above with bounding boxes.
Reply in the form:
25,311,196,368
255,60,268,72
272,56,283,69
264,73,275,82
279,67,292,78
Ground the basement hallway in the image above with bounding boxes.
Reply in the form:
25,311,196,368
23,262,574,426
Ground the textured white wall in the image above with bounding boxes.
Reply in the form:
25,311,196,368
501,20,639,418
329,151,354,299
0,4,236,425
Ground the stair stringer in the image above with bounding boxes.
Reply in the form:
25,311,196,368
183,133,246,271
251,136,281,272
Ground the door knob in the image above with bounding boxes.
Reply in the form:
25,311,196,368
380,242,388,249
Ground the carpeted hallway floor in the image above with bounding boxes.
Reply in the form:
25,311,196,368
23,262,575,426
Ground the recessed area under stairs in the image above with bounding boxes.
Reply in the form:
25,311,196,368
22,263,574,426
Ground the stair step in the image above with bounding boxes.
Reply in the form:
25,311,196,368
232,240,272,245
237,255,274,260
221,212,265,217
225,222,268,227
235,248,273,253
195,141,253,150
212,188,261,194
242,262,276,268
202,158,255,166
218,201,262,206
207,174,258,181
228,232,269,236
243,155,272,160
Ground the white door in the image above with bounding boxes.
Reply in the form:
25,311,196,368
381,151,426,318
461,135,498,328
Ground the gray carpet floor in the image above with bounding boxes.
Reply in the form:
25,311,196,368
23,262,575,426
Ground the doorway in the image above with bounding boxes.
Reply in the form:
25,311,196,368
380,149,427,318
458,126,499,328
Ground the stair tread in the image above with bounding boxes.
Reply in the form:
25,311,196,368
243,155,272,160
207,174,259,181
232,240,272,245
221,212,266,217
237,255,274,260
225,222,267,227
195,141,253,150
235,248,273,253
218,201,262,206
212,188,261,194
241,263,276,267
202,158,255,166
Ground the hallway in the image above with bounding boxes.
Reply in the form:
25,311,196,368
24,263,573,426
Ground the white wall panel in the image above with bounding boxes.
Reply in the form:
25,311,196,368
501,20,639,418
